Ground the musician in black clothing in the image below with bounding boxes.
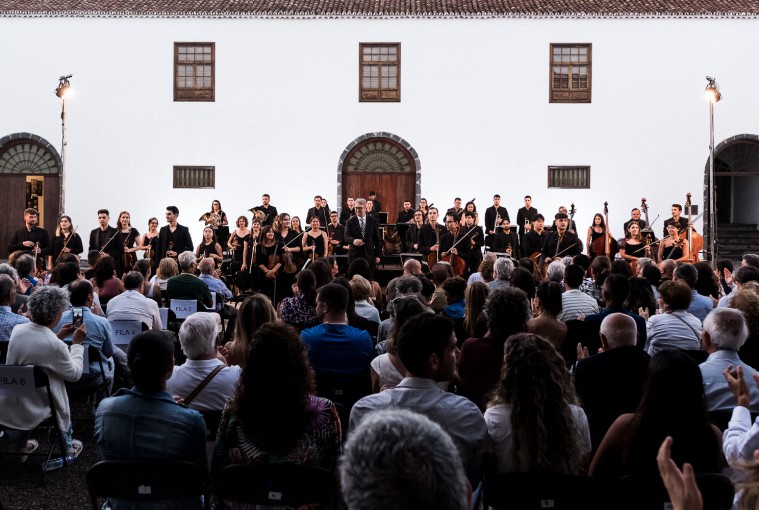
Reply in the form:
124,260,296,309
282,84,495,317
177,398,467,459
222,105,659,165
339,197,356,225
516,195,539,239
88,209,119,261
548,205,578,234
446,197,465,223
368,191,382,213
541,213,582,264
440,213,471,271
366,200,380,222
157,206,194,259
484,194,509,249
405,210,424,253
252,193,278,227
663,204,689,238
8,208,51,261
521,214,547,257
397,201,415,224
462,211,484,274
326,211,346,255
306,195,329,227
417,207,444,258
490,218,521,259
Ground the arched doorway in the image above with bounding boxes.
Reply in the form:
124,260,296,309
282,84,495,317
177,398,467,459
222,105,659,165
704,134,759,261
0,133,61,259
337,132,421,225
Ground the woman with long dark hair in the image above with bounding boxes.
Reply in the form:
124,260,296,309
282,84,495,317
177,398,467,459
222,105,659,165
277,269,319,331
485,333,590,473
224,294,278,367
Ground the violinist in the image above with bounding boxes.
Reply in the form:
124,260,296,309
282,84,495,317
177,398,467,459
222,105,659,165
521,214,547,258
339,196,356,225
141,218,159,269
228,216,251,270
326,211,345,255
658,221,690,263
586,213,610,257
418,207,444,260
255,225,283,302
114,211,141,277
303,216,329,261
663,204,689,238
461,211,484,273
490,218,520,259
620,221,651,268
51,215,83,267
276,213,304,267
484,194,509,249
195,226,223,266
397,201,415,224
406,209,424,253
439,214,470,275
541,212,581,265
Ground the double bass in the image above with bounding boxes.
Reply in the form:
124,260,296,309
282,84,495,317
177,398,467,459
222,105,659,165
591,202,619,259
680,192,704,262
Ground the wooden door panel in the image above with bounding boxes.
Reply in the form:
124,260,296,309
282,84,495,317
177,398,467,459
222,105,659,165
343,173,414,225
0,176,30,259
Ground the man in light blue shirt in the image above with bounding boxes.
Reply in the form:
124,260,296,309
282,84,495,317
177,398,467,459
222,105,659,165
0,274,29,341
674,263,713,322
699,308,759,412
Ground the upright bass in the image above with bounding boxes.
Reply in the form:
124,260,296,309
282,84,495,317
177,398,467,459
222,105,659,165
681,192,703,263
591,202,619,259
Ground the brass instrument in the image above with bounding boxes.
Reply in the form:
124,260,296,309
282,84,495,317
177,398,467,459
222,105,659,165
200,212,222,228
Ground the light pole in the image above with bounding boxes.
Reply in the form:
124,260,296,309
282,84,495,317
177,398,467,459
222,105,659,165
705,76,721,270
55,74,73,216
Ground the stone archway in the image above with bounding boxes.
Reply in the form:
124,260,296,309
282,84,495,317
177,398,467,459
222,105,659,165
336,132,421,224
704,134,759,261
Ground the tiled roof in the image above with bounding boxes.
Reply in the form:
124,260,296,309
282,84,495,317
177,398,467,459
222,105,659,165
0,0,757,17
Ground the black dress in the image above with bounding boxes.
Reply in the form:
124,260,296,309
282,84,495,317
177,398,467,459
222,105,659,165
114,228,140,276
52,232,84,262
304,233,326,259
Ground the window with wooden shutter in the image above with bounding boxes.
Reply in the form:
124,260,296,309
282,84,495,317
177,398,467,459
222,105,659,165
173,166,215,188
174,43,215,102
547,166,590,188
550,44,591,103
359,43,400,102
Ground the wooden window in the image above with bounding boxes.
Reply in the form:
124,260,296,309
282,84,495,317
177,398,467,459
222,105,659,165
174,43,215,101
173,166,215,188
550,44,591,103
548,166,590,188
360,43,400,102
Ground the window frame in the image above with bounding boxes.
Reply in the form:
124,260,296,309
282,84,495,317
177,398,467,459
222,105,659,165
549,43,592,104
174,42,215,102
547,166,591,189
359,42,401,103
173,166,215,189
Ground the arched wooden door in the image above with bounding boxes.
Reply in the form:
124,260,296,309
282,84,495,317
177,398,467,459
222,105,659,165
0,133,61,259
339,133,420,225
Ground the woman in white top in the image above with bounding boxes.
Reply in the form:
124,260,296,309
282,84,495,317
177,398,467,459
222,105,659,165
484,333,590,474
643,280,703,356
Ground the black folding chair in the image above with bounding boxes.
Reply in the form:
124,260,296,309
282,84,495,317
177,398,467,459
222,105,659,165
483,472,607,510
217,463,336,507
616,473,734,510
86,460,210,510
314,370,372,433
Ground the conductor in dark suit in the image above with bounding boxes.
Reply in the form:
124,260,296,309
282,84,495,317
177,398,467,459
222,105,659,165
344,198,382,271
158,206,194,260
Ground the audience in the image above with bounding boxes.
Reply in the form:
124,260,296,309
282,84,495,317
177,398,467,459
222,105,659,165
429,263,450,312
166,251,213,308
223,294,277,367
731,284,759,369
350,274,381,324
105,271,161,330
583,274,647,349
558,264,598,321
527,281,567,350
674,263,713,323
644,280,702,355
90,255,124,300
488,257,513,292
462,281,489,340
278,268,320,331
0,273,29,340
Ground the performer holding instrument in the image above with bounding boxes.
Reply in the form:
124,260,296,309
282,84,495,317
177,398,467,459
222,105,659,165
589,202,619,260
619,221,651,274
251,193,277,227
659,221,690,262
195,226,223,266
541,212,582,267
439,213,470,276
51,215,83,267
326,210,346,255
484,194,509,250
406,209,424,253
521,214,547,263
303,216,329,262
418,207,444,264
114,211,141,277
141,218,160,270
461,211,484,274
200,199,229,248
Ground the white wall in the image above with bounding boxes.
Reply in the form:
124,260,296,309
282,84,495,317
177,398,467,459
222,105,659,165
1,15,757,244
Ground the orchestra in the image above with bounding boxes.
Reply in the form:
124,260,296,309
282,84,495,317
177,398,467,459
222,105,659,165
7,191,710,300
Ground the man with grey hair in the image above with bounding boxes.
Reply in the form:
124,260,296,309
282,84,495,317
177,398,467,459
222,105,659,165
166,251,213,308
167,312,240,411
0,274,29,342
376,275,426,354
545,260,565,288
487,257,513,292
699,308,759,412
385,259,423,301
106,271,161,330
340,409,470,510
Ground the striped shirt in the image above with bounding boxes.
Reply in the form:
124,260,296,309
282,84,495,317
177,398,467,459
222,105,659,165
558,289,599,322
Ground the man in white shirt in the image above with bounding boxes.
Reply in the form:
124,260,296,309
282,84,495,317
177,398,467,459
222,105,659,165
559,264,599,321
106,271,161,331
722,364,759,470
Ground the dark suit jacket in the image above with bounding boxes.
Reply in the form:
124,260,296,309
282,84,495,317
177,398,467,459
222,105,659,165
418,223,443,256
344,215,382,265
253,205,278,226
541,231,582,259
484,206,509,234
8,226,52,256
88,226,119,258
306,207,330,227
158,224,194,260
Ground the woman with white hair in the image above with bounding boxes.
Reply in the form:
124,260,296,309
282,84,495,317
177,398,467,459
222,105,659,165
167,312,241,412
350,274,381,324
0,286,86,460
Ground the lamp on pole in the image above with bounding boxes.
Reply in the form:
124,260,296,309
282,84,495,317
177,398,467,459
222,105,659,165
54,74,73,216
705,76,721,270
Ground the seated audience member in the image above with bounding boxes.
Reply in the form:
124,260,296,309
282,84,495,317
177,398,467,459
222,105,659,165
487,257,513,292
0,263,30,314
346,258,384,311
211,323,340,502
429,263,450,313
442,276,467,320
722,365,759,471
350,313,489,488
167,312,241,411
642,263,662,302
675,263,714,323
458,287,530,410
509,266,536,300
527,281,567,350
699,308,759,412
376,275,424,353
300,283,373,375
467,253,496,285
50,261,80,288
385,259,422,301
90,255,124,300
278,269,319,331
0,286,86,460
558,264,599,321
0,274,29,340
166,251,212,308
223,294,277,367
370,295,428,392
53,280,117,390
94,330,207,470
719,266,759,308
589,350,723,479
463,281,489,340
308,258,334,288
149,256,180,298
626,276,657,315
545,260,565,288
659,259,677,283
584,256,611,306
14,254,39,296
340,409,469,510
105,271,161,330
584,274,647,350
330,276,378,336
644,280,702,356
485,334,590,474
132,258,154,297
731,285,759,370
197,258,236,336
694,260,721,306
350,275,381,324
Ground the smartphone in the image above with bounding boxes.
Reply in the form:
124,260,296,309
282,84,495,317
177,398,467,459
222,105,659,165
72,307,84,328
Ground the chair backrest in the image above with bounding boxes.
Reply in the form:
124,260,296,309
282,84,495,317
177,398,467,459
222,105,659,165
0,339,9,364
159,307,169,329
109,320,145,350
0,364,45,397
217,464,336,507
616,473,734,510
86,460,208,510
170,299,198,320
314,370,372,432
484,472,607,510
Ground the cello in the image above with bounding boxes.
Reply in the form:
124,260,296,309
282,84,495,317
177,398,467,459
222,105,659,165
591,202,619,259
681,192,703,262
440,223,470,276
